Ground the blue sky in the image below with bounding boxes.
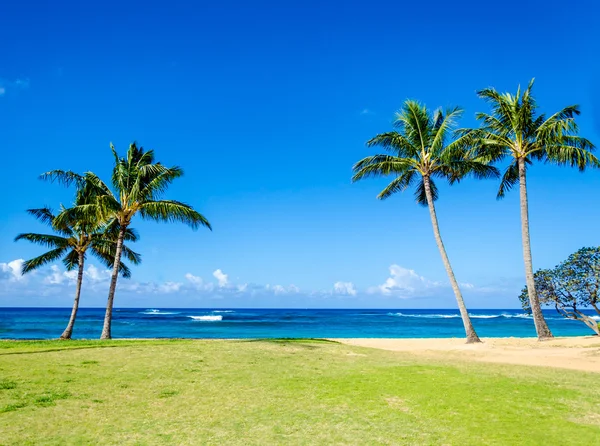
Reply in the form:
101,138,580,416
1,0,599,308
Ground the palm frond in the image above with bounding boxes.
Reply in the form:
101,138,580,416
366,132,419,158
90,248,132,278
352,155,413,182
62,250,81,271
124,227,140,242
497,162,519,199
397,100,432,152
21,247,69,274
84,172,116,200
40,170,85,188
414,178,438,206
138,165,184,201
377,170,417,200
544,140,599,171
430,106,463,156
26,207,55,226
121,245,142,265
53,204,102,230
139,200,212,230
14,232,71,249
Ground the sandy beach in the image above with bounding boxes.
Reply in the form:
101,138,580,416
334,336,600,373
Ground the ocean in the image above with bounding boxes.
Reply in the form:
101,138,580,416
1,307,598,339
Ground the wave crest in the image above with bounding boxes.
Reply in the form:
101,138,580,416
189,315,223,322
141,309,181,315
387,312,533,320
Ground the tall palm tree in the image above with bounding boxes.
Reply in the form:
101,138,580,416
47,142,211,339
15,203,140,340
469,79,598,340
352,100,498,343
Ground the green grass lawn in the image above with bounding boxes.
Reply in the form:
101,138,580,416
1,339,599,445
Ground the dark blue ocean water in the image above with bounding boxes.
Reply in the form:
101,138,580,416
1,307,598,339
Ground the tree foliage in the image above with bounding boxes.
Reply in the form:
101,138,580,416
466,79,598,198
352,100,498,204
15,205,140,277
519,247,600,335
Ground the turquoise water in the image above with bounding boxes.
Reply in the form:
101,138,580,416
1,308,598,339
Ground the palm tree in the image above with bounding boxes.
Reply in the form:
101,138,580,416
47,142,211,339
352,100,498,343
469,79,598,340
15,203,140,340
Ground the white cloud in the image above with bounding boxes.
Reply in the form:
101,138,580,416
41,264,112,286
42,264,112,285
0,87,5,96
0,259,25,282
86,265,110,282
333,281,357,296
186,270,248,293
213,269,228,287
158,282,182,293
370,264,440,297
360,108,374,115
185,273,203,286
265,284,300,295
44,265,71,285
2,258,509,308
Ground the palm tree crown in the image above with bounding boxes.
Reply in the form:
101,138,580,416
48,143,212,231
470,79,598,197
16,207,140,277
353,100,498,196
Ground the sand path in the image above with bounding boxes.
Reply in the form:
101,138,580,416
334,337,600,373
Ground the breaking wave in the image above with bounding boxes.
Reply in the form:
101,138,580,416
387,312,534,319
141,309,181,315
189,315,223,322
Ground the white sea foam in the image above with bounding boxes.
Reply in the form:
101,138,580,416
212,310,234,313
189,315,223,321
141,309,180,315
590,315,600,321
510,313,533,319
387,312,534,320
388,313,460,319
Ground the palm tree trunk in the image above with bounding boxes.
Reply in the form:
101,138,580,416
423,176,480,344
60,252,84,340
517,157,553,340
100,225,126,340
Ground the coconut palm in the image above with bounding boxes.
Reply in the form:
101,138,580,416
352,100,498,343
15,203,140,340
468,79,598,340
46,142,211,339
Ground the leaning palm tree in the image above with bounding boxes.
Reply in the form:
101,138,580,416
468,79,598,340
47,142,211,339
15,202,140,340
353,100,499,343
